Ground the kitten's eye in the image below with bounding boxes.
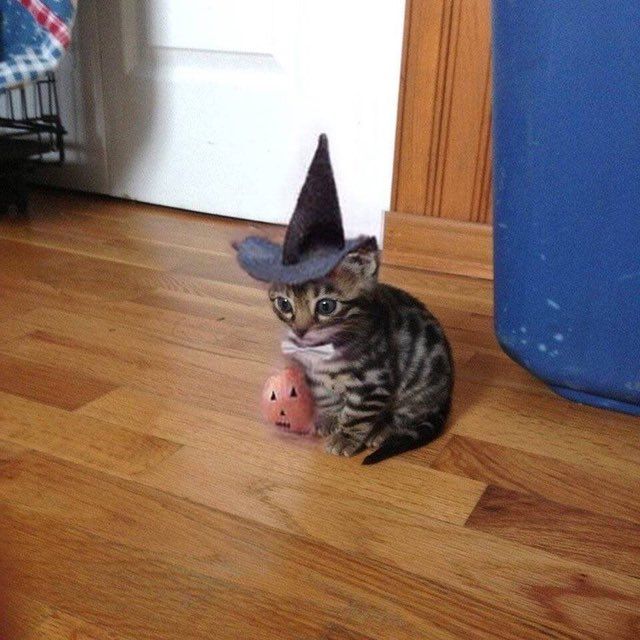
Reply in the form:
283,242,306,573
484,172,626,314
275,296,293,314
316,298,337,316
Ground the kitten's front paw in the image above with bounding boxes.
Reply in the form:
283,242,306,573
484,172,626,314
325,432,362,457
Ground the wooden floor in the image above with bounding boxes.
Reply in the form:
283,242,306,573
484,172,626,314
0,190,639,639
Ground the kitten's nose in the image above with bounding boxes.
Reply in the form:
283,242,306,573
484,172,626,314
293,327,308,338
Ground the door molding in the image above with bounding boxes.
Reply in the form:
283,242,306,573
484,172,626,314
385,0,493,278
383,212,492,279
392,0,492,223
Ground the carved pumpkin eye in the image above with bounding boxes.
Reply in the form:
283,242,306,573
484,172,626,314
270,391,276,401
290,386,297,398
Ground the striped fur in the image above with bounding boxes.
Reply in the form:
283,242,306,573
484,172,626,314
268,243,453,464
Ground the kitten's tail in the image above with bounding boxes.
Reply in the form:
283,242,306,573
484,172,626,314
361,401,450,465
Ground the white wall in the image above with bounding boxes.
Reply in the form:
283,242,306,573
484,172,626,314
42,0,406,241
280,2,406,239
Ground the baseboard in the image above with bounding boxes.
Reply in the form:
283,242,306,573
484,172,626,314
382,212,493,279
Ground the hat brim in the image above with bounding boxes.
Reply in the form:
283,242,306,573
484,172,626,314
235,235,375,285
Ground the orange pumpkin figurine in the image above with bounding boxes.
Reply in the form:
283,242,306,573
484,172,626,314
261,367,315,434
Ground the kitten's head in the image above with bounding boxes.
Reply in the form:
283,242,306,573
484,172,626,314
268,239,379,342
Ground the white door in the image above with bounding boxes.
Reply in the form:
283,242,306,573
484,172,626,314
45,0,405,238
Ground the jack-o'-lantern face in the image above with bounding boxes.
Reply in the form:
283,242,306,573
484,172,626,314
261,367,314,434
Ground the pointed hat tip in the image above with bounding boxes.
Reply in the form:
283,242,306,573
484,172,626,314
318,133,328,148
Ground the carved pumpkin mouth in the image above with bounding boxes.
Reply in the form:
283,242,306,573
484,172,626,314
275,420,291,430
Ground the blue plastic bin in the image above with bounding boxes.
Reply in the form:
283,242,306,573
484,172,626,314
491,0,640,415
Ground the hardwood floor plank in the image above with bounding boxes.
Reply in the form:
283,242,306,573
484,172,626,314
0,444,542,640
13,305,274,380
456,352,551,396
78,387,485,526
0,307,37,348
87,298,280,362
0,246,165,304
0,238,77,281
1,191,639,639
80,385,309,446
0,392,180,476
135,284,482,373
0,353,117,410
0,223,189,271
0,199,274,276
25,189,284,255
452,382,640,478
0,316,273,419
434,435,640,525
0,291,36,324
7,293,280,364
2,504,373,640
0,254,490,372
0,307,495,429
32,254,164,303
5,440,632,638
136,277,267,312
0,266,275,352
133,288,276,334
135,444,640,639
78,370,479,469
139,437,481,532
171,251,269,288
0,590,52,640
467,485,640,578
26,611,127,640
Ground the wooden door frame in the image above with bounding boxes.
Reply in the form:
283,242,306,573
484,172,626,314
384,0,493,279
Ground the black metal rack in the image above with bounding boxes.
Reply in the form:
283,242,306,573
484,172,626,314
0,73,66,214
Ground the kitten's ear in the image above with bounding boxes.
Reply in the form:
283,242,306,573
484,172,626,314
333,237,379,284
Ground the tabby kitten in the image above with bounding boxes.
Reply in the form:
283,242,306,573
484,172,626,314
269,239,453,464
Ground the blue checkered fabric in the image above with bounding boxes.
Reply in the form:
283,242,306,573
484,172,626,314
0,0,75,90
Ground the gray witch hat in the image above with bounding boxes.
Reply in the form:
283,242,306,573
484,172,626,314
234,134,376,285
